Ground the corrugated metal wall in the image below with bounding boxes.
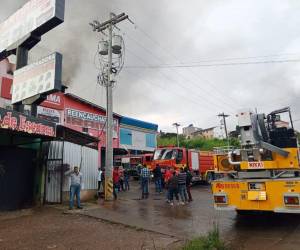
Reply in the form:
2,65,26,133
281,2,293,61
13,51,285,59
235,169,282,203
45,141,64,203
47,141,98,193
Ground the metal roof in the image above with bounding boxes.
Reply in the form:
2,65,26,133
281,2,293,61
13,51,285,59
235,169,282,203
65,93,121,117
64,93,158,131
120,116,158,131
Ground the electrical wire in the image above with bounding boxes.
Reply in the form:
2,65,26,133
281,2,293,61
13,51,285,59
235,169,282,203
122,24,238,108
124,58,300,69
124,47,234,114
122,31,236,113
123,68,223,115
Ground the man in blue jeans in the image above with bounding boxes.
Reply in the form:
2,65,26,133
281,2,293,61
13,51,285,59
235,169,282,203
153,164,162,193
178,167,188,204
65,166,83,210
140,165,150,199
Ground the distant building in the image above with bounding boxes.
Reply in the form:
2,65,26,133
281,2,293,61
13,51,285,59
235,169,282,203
182,124,201,139
191,126,217,139
229,130,239,138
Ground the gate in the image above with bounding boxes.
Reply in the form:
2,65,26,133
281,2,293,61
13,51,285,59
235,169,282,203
0,147,36,210
45,159,63,203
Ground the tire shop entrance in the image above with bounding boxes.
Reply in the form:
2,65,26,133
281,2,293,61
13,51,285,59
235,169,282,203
44,125,99,204
0,107,56,211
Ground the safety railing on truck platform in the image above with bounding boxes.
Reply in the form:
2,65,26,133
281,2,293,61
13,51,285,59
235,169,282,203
213,146,235,155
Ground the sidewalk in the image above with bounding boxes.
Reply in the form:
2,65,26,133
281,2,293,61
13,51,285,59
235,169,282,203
71,182,234,240
61,181,300,250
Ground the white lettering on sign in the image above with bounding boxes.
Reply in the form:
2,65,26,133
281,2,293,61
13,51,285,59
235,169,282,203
65,108,119,138
248,162,264,169
47,94,61,104
66,108,117,125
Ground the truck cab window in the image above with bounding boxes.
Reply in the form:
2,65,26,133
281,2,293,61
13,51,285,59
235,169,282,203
164,149,173,160
176,150,183,164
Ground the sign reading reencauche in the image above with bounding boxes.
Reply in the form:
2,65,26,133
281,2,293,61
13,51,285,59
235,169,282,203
248,161,264,169
0,0,65,55
65,108,119,138
12,52,62,104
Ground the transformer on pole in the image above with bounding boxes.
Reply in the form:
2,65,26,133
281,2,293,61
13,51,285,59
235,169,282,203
90,12,129,201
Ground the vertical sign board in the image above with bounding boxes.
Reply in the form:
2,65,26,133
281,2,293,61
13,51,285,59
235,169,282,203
11,52,62,104
0,0,65,57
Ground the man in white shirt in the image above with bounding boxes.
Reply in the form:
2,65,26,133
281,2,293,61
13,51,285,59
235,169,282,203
65,166,83,210
97,167,102,195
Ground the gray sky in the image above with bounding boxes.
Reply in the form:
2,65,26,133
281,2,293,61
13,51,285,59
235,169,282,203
1,0,300,133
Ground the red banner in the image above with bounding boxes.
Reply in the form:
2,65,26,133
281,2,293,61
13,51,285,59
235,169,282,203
0,107,56,137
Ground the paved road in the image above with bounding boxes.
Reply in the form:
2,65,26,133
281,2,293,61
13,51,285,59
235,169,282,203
0,207,181,250
81,181,300,250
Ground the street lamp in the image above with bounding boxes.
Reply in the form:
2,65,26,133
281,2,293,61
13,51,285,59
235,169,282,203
172,122,180,147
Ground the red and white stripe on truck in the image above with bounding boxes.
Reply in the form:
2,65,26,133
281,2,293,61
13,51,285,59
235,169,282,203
151,146,215,183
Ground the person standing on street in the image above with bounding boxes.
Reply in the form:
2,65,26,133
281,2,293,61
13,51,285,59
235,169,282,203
185,167,193,202
168,171,179,206
119,166,125,191
153,164,162,193
140,164,150,199
65,166,83,210
97,167,102,196
178,167,188,204
124,167,130,191
113,167,120,200
164,167,172,202
101,168,105,195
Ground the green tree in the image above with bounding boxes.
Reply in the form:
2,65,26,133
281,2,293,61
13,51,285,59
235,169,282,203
157,135,239,151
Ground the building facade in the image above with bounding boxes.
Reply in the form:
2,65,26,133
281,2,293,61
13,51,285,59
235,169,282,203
191,126,217,139
120,117,158,153
0,59,158,207
182,124,201,138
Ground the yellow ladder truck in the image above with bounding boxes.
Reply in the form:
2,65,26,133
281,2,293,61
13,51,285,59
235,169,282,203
212,107,300,214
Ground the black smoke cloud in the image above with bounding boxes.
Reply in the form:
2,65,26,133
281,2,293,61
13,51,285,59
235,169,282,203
1,0,300,131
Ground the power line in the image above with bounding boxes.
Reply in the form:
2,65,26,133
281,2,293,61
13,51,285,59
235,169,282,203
123,24,241,107
122,31,236,112
169,52,300,64
125,46,235,113
124,58,300,69
132,22,300,64
123,68,221,112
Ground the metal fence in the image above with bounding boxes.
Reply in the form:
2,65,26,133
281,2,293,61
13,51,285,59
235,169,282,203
45,141,98,203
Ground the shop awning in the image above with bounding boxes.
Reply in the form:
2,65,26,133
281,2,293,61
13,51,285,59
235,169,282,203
56,125,99,148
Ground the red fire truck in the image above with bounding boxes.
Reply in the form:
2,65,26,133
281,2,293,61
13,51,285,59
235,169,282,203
151,146,215,183
115,153,153,178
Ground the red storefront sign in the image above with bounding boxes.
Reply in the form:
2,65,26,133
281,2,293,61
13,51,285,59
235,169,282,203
41,92,64,110
0,77,13,99
0,107,56,137
65,108,118,138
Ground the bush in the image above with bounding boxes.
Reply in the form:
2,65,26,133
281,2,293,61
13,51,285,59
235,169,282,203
182,226,230,250
157,136,239,151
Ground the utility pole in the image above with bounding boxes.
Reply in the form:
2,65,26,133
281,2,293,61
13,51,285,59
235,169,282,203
173,122,180,147
106,12,114,201
218,112,229,139
90,13,128,201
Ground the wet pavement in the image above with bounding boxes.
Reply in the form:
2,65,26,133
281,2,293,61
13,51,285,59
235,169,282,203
0,207,181,250
79,181,300,250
